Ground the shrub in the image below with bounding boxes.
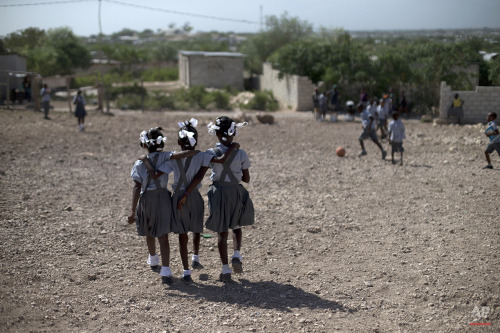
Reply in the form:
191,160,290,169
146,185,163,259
243,90,279,111
72,75,96,88
116,94,143,110
141,67,178,81
212,91,231,109
223,85,239,96
109,83,147,100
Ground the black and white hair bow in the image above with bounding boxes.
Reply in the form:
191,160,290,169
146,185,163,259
178,118,198,146
177,118,198,129
140,130,166,147
207,121,248,137
179,129,196,146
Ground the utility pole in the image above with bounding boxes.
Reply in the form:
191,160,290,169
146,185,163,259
98,0,105,112
260,5,263,31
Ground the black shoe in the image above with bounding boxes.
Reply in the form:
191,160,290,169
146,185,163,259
192,261,204,270
162,276,173,285
150,265,161,273
182,274,193,283
231,257,243,274
483,164,493,169
219,273,232,282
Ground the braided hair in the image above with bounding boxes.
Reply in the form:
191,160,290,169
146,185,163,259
139,127,166,152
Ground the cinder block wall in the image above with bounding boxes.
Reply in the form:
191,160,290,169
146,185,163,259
439,81,500,123
187,56,244,90
260,63,315,111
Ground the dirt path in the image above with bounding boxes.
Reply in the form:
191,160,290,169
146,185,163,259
0,108,498,332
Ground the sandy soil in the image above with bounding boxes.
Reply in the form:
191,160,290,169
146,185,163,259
0,106,499,332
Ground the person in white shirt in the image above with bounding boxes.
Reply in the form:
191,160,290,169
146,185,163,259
483,112,500,169
367,98,378,120
40,84,51,119
358,103,387,159
377,98,389,139
388,112,406,165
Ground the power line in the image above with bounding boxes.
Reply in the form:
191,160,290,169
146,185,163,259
0,0,259,25
0,0,93,7
104,0,258,25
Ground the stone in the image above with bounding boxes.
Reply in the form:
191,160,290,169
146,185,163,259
256,113,275,125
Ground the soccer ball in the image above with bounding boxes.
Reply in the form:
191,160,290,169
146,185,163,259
336,147,346,157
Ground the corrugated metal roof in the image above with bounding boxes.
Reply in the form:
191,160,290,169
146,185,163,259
179,50,245,57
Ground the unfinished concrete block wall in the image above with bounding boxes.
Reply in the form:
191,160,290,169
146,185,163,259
260,63,315,111
178,51,244,90
439,81,500,123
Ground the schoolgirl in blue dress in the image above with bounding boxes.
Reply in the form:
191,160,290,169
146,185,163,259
178,116,254,282
128,127,198,284
144,119,239,282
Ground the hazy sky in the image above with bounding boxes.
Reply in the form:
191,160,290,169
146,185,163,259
0,0,499,37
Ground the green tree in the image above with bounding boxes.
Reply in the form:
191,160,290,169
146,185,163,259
404,39,482,109
487,57,500,85
0,39,7,54
182,22,193,33
3,27,45,52
151,42,178,63
45,27,91,75
240,12,313,74
2,27,90,76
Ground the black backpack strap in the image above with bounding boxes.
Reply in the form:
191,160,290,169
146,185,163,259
174,156,193,193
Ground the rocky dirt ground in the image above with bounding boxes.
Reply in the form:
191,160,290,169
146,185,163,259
0,105,499,332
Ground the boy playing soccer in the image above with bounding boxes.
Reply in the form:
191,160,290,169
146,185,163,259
358,103,387,159
484,112,499,169
388,112,406,165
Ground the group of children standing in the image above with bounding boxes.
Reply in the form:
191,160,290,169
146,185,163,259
358,94,406,165
128,116,254,284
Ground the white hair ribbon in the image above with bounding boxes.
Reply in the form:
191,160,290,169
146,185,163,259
207,121,248,136
189,118,198,128
178,118,199,129
179,129,197,147
227,122,236,136
207,122,220,135
228,121,248,136
139,130,148,144
139,130,167,147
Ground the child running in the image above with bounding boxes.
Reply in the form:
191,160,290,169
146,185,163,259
178,116,254,282
483,112,500,169
128,127,199,285
388,112,406,165
144,119,239,282
358,103,387,159
377,98,389,139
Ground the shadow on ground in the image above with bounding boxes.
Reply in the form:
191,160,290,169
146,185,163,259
164,277,354,313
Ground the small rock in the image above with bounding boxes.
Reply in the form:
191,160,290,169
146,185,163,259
63,206,73,212
306,227,321,234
